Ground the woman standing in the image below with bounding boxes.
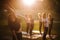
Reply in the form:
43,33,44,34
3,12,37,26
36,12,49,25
42,13,49,40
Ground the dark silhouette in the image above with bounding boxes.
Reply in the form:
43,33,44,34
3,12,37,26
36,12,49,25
25,15,34,37
29,15,34,37
38,13,43,34
48,14,54,40
8,13,22,40
42,13,49,40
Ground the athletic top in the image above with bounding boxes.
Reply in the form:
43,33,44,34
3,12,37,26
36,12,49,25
43,18,49,27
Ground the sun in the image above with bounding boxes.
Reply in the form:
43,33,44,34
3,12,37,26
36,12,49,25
22,0,36,6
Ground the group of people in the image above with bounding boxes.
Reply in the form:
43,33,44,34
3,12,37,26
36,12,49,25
8,12,53,40
25,15,34,37
24,13,54,40
38,13,53,40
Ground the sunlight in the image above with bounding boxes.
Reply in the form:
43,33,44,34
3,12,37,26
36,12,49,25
22,0,36,6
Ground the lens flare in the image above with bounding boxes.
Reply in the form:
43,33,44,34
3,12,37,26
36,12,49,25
22,0,36,6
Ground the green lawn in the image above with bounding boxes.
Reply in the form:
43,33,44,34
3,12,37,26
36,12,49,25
21,18,57,35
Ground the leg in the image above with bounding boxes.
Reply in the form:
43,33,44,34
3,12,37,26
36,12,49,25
26,23,29,33
43,27,48,40
30,24,34,37
39,22,42,34
16,32,22,40
49,25,53,40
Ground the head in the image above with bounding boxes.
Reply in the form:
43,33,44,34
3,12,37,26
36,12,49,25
8,13,16,22
38,13,42,17
43,13,47,18
48,13,52,19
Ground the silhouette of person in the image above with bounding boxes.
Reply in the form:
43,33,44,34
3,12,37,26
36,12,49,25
8,13,21,40
25,15,31,34
15,17,22,40
29,15,34,37
42,13,49,40
38,13,43,34
25,14,34,37
48,14,54,40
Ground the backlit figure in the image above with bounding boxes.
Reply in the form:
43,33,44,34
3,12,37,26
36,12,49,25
48,14,54,39
25,14,34,37
42,13,49,40
38,13,43,34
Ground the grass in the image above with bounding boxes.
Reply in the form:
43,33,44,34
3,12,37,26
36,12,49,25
21,18,57,35
0,17,60,40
